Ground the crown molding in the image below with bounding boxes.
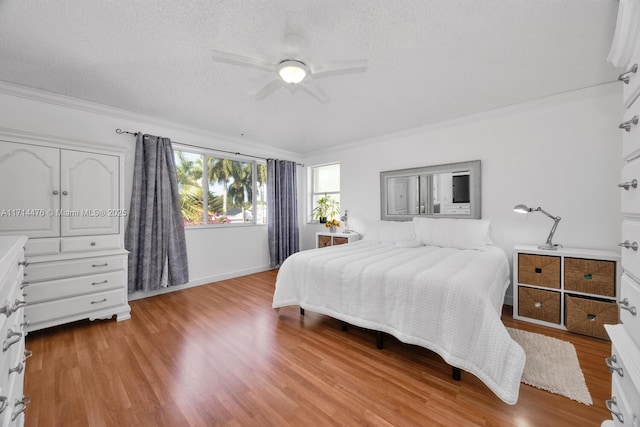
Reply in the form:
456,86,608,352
302,82,621,159
0,80,299,160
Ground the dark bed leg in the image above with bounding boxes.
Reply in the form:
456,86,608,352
452,367,461,381
376,331,384,350
300,307,304,316
340,321,348,331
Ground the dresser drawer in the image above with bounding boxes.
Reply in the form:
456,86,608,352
23,270,124,304
619,273,640,350
24,255,125,282
24,238,60,256
565,295,618,339
608,345,640,427
621,160,640,216
622,41,640,108
622,91,640,160
60,235,120,253
564,257,616,297
517,286,560,324
25,288,125,325
621,220,640,280
517,254,560,289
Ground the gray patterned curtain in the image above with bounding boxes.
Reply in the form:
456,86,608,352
125,133,189,292
267,159,299,268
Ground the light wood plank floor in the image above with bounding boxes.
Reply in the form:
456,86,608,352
24,270,612,426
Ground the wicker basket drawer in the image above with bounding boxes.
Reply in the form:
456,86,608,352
518,286,560,324
564,257,616,297
318,235,331,248
333,237,348,245
518,254,560,289
565,294,618,339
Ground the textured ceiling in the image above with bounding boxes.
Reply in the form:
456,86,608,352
0,0,621,154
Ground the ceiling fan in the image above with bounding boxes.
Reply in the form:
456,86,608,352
211,34,367,103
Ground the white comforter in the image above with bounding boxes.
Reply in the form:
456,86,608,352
272,241,525,404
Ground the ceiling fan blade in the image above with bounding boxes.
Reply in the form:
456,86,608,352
212,49,276,72
298,83,330,104
255,79,282,100
310,60,368,80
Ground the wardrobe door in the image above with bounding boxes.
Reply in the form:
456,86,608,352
0,142,60,237
60,150,119,236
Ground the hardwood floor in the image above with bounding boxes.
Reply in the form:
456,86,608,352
24,270,612,426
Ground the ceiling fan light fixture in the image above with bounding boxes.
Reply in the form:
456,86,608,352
278,60,307,84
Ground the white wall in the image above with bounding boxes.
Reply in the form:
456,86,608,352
300,84,623,303
0,82,301,294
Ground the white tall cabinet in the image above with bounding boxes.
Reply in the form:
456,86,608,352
0,132,130,332
604,1,640,425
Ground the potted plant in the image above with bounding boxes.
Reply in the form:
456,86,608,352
312,193,340,224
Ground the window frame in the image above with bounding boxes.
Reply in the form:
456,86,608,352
173,144,267,228
308,162,341,224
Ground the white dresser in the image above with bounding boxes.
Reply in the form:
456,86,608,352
0,235,29,426
0,133,130,332
604,1,640,425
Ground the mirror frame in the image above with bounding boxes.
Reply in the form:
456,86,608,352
380,160,481,221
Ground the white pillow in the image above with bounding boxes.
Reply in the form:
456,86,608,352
394,221,415,242
413,217,490,250
362,220,381,242
362,220,415,243
395,239,423,248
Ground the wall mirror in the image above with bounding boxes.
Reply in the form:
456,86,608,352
380,160,481,220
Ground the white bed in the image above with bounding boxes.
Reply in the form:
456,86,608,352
272,218,525,404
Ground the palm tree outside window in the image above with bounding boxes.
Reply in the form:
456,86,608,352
174,149,267,226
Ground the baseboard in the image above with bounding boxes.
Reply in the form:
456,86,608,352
127,265,274,301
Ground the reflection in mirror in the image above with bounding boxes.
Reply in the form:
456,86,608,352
380,160,481,220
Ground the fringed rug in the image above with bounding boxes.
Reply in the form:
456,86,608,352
507,327,593,405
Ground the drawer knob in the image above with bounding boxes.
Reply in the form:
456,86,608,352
619,297,637,316
90,241,96,246
2,331,22,352
52,190,59,195
618,63,638,84
8,362,23,376
62,190,68,196
618,179,638,190
0,299,26,318
91,280,108,286
18,259,29,267
534,301,542,308
91,298,108,305
10,396,30,422
618,115,639,132
534,268,542,274
618,240,638,251
586,314,596,321
605,354,624,377
605,396,624,424
583,274,592,280
92,263,109,268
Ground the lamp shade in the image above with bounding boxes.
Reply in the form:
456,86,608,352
278,60,307,84
513,204,533,214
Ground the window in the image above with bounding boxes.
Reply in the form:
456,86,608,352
174,148,267,227
309,163,340,222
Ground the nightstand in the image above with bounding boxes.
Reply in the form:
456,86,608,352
513,245,620,339
316,231,360,248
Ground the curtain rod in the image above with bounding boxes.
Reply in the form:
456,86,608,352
115,129,304,166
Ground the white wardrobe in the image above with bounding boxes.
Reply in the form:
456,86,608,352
0,131,130,332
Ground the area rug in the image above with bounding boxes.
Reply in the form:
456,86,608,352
507,327,592,405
